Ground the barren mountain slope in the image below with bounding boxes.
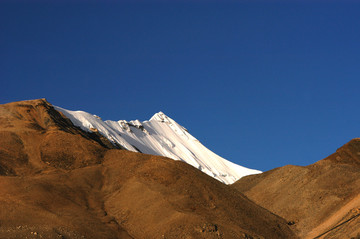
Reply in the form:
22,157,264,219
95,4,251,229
233,139,360,239
0,99,296,239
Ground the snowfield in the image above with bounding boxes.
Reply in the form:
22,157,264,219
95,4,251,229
54,107,261,184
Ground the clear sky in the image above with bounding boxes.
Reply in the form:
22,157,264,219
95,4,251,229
1,0,360,172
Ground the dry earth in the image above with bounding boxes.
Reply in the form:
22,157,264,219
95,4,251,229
233,138,360,239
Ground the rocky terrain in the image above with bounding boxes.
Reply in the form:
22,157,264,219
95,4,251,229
0,99,295,239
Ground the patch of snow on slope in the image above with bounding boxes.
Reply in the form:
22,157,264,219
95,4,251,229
54,106,261,184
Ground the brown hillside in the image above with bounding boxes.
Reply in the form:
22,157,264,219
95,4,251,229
233,139,360,239
0,99,296,239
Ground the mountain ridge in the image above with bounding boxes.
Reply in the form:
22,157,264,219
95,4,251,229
0,98,296,238
54,105,261,184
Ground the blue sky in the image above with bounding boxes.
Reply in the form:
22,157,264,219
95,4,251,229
1,1,360,172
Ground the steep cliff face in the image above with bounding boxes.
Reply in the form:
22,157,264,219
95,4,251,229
0,99,296,239
233,139,360,239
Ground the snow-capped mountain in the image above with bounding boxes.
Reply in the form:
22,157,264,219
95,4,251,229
54,106,261,184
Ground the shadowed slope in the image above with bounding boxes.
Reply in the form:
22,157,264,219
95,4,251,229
233,139,360,238
0,99,296,239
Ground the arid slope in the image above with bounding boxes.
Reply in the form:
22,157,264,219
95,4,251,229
0,99,296,239
233,139,360,239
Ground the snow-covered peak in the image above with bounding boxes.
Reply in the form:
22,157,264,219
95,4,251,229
54,106,262,184
150,111,172,123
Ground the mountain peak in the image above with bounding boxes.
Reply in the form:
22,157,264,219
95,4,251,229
149,111,172,123
54,107,262,184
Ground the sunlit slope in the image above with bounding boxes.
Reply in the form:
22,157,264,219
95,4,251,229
55,107,261,184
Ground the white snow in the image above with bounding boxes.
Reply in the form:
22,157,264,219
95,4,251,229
54,106,261,184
